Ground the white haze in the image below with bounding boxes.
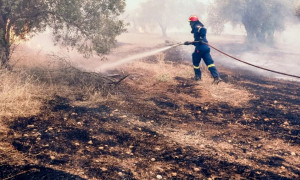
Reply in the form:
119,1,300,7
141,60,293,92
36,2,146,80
20,25,300,81
217,23,300,81
15,0,300,81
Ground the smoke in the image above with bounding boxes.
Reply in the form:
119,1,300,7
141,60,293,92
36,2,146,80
200,0,300,81
13,0,300,82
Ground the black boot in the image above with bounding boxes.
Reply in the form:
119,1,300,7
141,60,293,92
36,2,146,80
213,76,222,84
194,75,201,81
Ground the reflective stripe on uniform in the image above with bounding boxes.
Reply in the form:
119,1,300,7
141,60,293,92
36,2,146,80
194,66,200,69
208,64,215,68
197,26,202,33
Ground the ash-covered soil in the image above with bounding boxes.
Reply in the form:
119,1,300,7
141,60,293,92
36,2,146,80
1,64,299,179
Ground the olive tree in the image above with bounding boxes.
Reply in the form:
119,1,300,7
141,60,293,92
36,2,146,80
0,0,126,68
208,0,292,43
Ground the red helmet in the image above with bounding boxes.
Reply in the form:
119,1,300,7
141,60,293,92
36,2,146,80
188,16,199,22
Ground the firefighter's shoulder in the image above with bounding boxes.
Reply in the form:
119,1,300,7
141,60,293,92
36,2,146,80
196,26,203,32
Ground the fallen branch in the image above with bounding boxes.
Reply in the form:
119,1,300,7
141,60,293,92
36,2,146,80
109,74,130,85
47,53,129,85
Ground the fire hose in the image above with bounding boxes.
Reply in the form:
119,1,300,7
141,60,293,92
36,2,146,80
179,41,300,79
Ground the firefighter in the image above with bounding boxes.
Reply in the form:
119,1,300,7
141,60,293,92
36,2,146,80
184,15,222,84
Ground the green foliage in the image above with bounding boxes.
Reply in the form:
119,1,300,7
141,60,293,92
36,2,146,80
208,0,292,43
0,0,126,66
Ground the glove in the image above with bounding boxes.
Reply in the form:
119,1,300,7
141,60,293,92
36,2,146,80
184,41,192,45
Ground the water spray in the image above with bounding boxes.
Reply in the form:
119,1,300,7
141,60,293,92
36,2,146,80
97,43,182,72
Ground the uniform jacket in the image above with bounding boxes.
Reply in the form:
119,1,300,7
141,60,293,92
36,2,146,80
191,22,210,52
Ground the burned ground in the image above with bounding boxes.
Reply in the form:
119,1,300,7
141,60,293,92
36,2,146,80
0,64,299,179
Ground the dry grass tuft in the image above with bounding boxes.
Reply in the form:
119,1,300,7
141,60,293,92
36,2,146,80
0,53,112,118
201,74,255,107
123,52,254,107
0,70,45,118
20,54,119,108
125,53,194,83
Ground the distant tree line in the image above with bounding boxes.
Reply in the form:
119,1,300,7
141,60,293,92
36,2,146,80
129,0,298,45
208,0,293,44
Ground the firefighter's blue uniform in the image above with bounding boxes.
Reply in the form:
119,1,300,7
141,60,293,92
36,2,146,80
191,23,219,79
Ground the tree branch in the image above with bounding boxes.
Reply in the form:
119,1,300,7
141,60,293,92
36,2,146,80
0,4,5,26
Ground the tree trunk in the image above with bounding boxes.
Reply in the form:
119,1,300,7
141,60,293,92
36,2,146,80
0,26,10,68
0,9,11,68
158,22,167,37
161,27,167,38
0,43,10,68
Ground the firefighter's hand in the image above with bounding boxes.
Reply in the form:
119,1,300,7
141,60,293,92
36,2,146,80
184,41,192,45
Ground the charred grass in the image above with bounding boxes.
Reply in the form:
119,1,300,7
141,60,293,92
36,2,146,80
0,53,300,179
0,60,124,179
